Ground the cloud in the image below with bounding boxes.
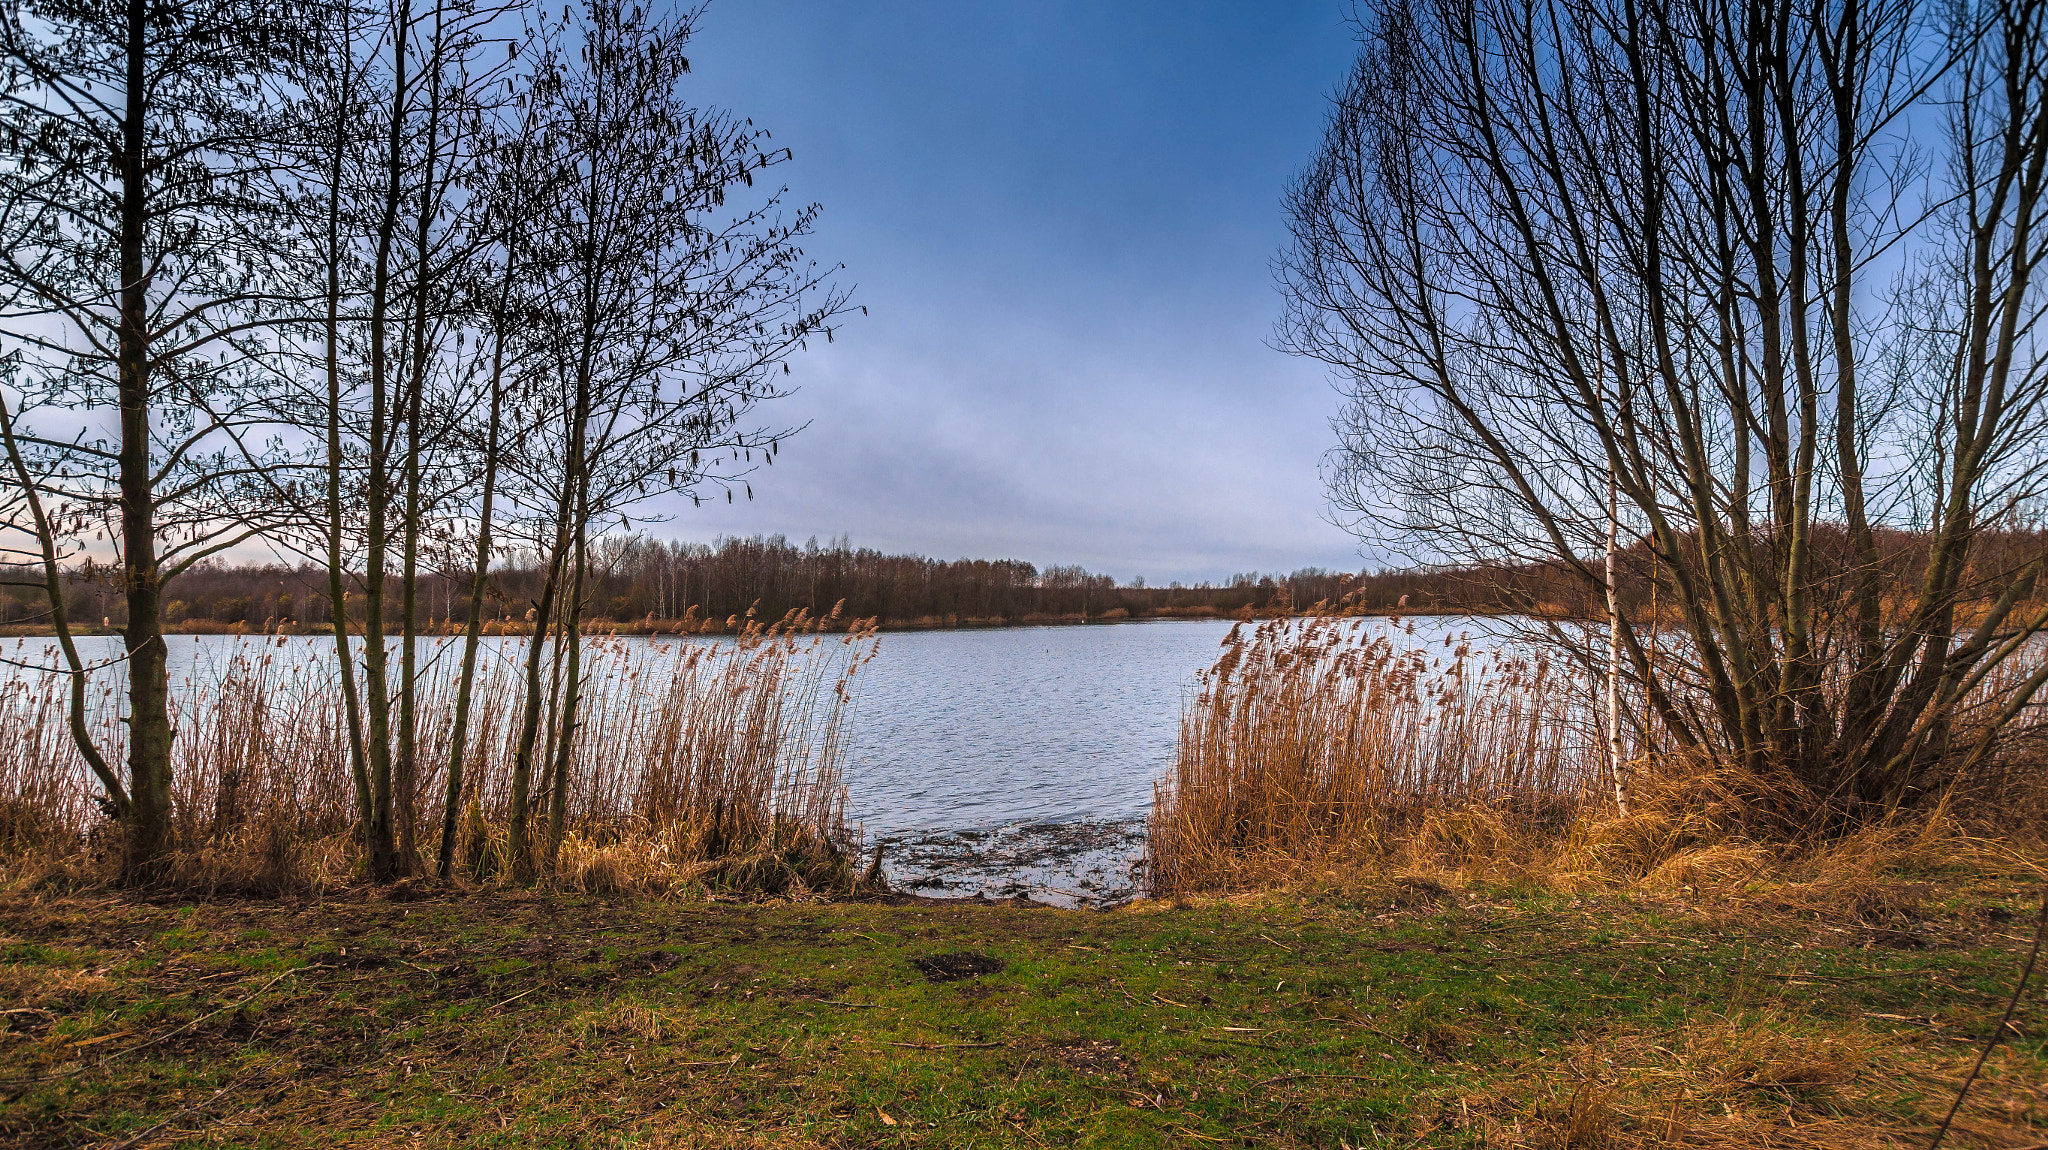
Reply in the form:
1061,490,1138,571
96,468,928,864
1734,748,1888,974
658,0,1379,583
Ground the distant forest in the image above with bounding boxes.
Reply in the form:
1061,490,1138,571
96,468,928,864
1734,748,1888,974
1,534,1610,633
20,526,2041,634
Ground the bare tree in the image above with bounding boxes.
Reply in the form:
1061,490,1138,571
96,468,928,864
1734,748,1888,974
499,0,852,877
0,0,303,875
255,0,380,848
272,0,509,880
0,364,126,816
436,41,562,880
1283,0,2048,827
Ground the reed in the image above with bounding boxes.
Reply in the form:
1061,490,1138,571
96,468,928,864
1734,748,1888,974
1145,616,1603,894
0,611,880,896
1146,616,2048,897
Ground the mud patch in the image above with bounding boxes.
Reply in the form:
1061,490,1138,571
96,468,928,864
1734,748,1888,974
872,819,1145,908
909,952,1004,982
1048,1038,1132,1079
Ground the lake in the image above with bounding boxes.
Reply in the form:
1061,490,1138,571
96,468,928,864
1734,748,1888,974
6,615,1502,904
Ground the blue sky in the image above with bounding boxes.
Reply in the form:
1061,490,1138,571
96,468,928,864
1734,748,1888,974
664,1,1371,585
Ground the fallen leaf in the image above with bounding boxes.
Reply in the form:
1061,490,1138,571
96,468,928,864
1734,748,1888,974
878,1108,897,1127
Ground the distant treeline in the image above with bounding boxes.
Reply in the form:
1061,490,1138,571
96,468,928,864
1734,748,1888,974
22,526,2037,634
2,534,1603,632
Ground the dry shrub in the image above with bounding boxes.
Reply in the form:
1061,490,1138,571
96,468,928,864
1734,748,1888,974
0,610,880,897
1148,616,2048,900
151,817,348,899
551,816,855,899
0,671,113,889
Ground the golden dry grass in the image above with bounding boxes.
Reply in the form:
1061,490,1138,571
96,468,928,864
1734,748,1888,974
1447,1008,2048,1149
1147,615,1604,895
0,610,880,896
1147,616,2048,901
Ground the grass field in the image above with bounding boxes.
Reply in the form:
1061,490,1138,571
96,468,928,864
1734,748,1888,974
2,871,2043,1149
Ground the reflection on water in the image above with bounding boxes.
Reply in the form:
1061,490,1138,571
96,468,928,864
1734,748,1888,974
5,615,1507,904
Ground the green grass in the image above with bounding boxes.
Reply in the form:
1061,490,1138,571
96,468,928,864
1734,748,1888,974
1,875,2042,1148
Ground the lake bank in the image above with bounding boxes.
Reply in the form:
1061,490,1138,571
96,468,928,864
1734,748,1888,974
3,869,2041,1148
0,605,1537,640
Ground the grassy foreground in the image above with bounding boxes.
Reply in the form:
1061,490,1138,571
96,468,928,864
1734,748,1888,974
1,873,2043,1149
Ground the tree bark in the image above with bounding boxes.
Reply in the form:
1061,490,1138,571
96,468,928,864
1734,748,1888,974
117,0,171,879
544,485,587,873
508,497,570,883
439,318,508,880
362,1,411,882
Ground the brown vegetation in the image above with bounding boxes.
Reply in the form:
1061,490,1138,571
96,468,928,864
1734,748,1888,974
0,611,880,898
1148,615,2048,899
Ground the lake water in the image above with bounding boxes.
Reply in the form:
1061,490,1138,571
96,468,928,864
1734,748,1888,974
843,620,1242,904
7,615,1501,904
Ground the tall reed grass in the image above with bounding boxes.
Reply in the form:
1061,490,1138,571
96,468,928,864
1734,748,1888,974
0,612,880,896
1147,617,1607,893
1146,615,2048,897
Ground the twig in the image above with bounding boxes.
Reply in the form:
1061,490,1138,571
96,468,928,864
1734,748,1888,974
1192,1035,1283,1051
489,986,539,1011
818,999,880,1008
99,1078,239,1149
1757,970,1905,983
103,965,311,1063
883,1040,1003,1049
1250,1072,1380,1088
1930,887,2048,1150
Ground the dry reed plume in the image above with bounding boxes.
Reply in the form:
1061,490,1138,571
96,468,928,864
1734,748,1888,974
0,611,880,896
1147,616,2048,898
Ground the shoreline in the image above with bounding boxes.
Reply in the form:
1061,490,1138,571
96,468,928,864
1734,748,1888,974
0,606,1546,641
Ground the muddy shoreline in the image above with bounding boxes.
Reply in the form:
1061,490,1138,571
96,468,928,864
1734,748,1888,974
871,818,1148,909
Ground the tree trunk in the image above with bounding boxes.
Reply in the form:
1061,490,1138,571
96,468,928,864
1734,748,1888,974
321,57,371,834
117,0,171,879
362,2,410,882
508,499,571,883
544,493,587,873
438,333,506,880
396,410,422,872
0,393,128,817
394,0,449,878
1605,463,1627,816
